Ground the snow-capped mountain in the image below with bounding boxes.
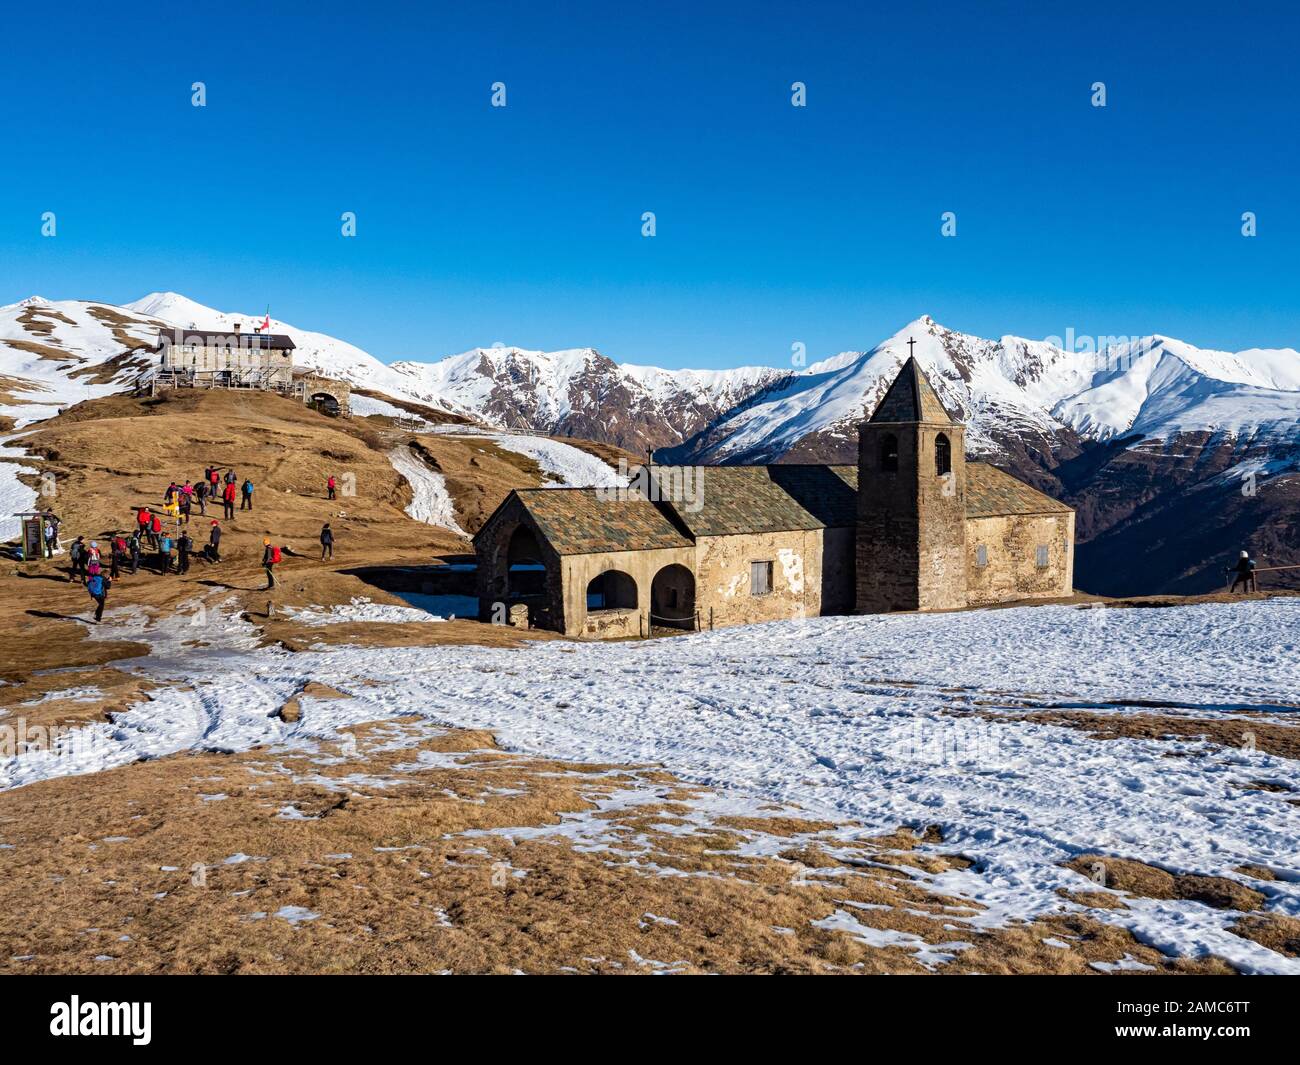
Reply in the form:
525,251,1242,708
387,345,786,452
122,292,466,418
121,294,786,449
0,296,160,428
662,315,1300,466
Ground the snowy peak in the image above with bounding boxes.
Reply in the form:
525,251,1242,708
663,317,1300,465
0,297,162,427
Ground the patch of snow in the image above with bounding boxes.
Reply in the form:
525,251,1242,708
388,446,466,535
284,596,451,627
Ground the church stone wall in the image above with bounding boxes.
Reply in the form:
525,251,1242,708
560,546,696,638
856,423,968,612
914,427,967,612
695,529,829,629
964,512,1075,606
474,500,567,632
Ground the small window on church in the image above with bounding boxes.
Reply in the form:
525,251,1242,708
880,434,899,472
976,544,988,568
750,560,773,596
935,433,952,477
1036,545,1049,568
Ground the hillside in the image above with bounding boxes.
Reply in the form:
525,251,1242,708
0,386,638,686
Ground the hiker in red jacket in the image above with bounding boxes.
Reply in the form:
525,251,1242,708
262,537,281,590
137,507,151,540
327,474,337,500
222,480,237,519
149,513,163,549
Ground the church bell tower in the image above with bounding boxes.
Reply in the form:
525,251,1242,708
855,352,967,612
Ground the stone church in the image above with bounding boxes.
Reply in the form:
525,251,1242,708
474,358,1075,638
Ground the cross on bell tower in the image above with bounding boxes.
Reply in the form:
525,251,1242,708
907,336,916,358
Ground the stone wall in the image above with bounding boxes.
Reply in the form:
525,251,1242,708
856,423,968,612
560,546,696,638
694,529,829,629
965,512,1075,605
474,499,566,631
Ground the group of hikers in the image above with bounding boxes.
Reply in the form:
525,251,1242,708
59,470,343,621
154,467,254,524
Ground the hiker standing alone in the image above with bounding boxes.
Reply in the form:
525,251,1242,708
1228,550,1258,593
240,477,254,511
207,520,222,562
327,474,337,501
177,530,193,574
320,522,333,561
262,538,280,590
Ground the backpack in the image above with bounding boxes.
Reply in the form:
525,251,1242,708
244,481,254,494
87,574,103,597
160,537,172,552
70,542,83,562
270,545,282,564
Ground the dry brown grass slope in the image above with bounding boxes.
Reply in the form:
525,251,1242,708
0,388,579,678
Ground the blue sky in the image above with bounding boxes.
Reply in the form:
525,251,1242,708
1,1,1297,368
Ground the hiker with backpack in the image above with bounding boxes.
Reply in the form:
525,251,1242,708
222,480,237,519
85,552,102,584
137,506,151,543
240,478,254,511
69,536,86,583
327,474,338,500
207,520,222,562
262,538,280,590
158,531,173,575
109,535,124,579
320,522,333,561
86,570,111,623
129,532,142,574
177,531,193,575
195,478,208,515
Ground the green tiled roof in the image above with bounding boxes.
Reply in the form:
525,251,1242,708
965,463,1072,517
671,464,859,536
508,488,692,555
869,356,954,424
